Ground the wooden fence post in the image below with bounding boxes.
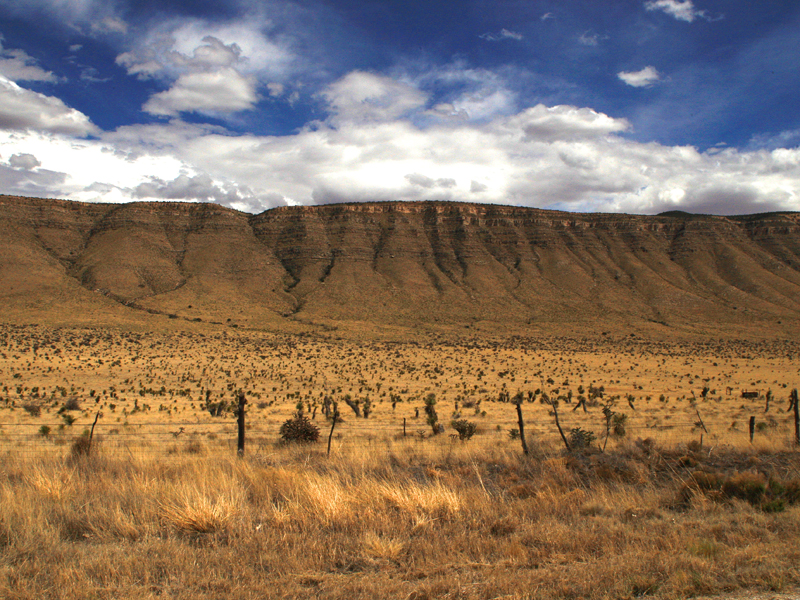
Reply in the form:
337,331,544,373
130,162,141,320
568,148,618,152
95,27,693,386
789,389,799,446
327,403,340,457
513,394,529,455
749,416,755,443
87,411,100,455
236,391,246,457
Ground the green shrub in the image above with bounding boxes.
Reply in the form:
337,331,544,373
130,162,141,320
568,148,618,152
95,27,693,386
279,413,320,444
569,427,596,450
451,419,477,441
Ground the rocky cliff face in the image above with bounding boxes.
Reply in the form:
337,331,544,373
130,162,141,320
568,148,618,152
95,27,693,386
2,194,800,334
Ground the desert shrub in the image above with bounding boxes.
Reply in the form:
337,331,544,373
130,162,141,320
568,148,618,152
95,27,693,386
569,427,596,450
721,472,766,503
612,413,627,437
38,425,51,437
22,403,41,417
206,400,229,417
60,397,81,412
70,432,92,458
451,419,477,441
279,413,320,444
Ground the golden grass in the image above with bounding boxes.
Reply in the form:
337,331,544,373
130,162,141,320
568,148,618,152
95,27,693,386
2,324,800,598
0,441,799,599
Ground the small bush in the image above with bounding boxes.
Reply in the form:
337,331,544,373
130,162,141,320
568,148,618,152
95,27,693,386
612,413,627,437
70,433,92,458
722,472,766,504
279,413,320,443
38,425,51,437
61,397,81,412
569,427,596,450
22,403,41,417
451,419,477,441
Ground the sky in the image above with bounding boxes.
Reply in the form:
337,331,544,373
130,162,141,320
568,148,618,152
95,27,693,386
0,0,799,215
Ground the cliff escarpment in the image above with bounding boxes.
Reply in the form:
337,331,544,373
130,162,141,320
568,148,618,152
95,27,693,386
2,195,800,335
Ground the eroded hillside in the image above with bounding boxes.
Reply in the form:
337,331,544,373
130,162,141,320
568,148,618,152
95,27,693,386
2,195,800,337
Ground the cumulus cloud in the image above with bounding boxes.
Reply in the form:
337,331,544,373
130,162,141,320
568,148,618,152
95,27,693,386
644,0,707,23
117,21,293,80
504,104,630,142
470,180,488,193
0,41,58,82
0,67,799,217
132,172,265,209
119,28,293,117
618,66,661,88
8,153,41,170
143,68,258,116
0,76,98,135
322,71,428,124
405,173,456,188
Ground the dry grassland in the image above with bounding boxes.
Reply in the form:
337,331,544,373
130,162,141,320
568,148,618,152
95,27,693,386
1,323,800,599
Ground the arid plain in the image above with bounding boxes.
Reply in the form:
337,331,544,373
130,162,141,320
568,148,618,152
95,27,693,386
2,196,800,599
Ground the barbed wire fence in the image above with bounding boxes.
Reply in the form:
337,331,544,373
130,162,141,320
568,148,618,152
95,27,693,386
1,407,793,460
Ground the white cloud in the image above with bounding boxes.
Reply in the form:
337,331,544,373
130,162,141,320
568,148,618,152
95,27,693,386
0,41,58,82
91,16,127,34
479,29,523,42
503,104,630,142
118,26,294,118
0,75,98,135
412,63,519,123
117,21,293,81
617,66,661,88
133,173,261,208
143,68,259,116
322,71,428,124
578,31,609,47
644,0,706,23
0,68,799,216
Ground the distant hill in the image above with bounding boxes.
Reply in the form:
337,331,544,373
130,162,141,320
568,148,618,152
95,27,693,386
2,194,800,338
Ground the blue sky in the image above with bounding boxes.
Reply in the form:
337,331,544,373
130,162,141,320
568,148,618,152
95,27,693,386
0,0,798,214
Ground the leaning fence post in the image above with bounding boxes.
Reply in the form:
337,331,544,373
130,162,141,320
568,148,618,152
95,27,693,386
236,391,246,457
87,411,100,455
327,403,340,457
512,392,529,455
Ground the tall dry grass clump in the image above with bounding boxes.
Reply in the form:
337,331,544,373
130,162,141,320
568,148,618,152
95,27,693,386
0,439,799,599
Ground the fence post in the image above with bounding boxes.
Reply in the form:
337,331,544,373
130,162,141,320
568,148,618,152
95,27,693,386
327,403,340,457
749,416,755,443
87,411,100,455
512,393,529,455
237,391,246,457
403,417,406,437
790,389,799,446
